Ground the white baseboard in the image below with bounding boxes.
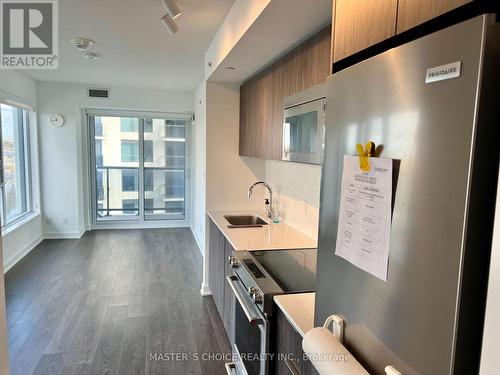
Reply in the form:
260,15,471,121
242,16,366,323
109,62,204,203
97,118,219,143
44,227,86,239
200,282,212,296
4,235,43,273
89,221,190,230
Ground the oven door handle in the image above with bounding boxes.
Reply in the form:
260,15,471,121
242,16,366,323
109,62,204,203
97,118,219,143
226,275,264,326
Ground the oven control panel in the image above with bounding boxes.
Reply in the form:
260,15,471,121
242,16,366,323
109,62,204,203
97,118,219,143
243,259,265,278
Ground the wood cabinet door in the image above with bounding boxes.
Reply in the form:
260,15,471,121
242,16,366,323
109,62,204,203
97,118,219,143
397,0,473,33
239,79,260,158
222,241,236,344
239,26,331,161
333,0,398,62
208,219,225,314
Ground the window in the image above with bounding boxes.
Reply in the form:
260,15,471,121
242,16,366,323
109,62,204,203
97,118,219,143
95,139,103,167
145,198,154,214
165,200,184,214
120,118,138,132
121,169,138,192
144,140,153,163
122,199,138,214
121,140,138,162
144,169,153,192
144,119,153,133
96,170,104,200
95,117,103,137
89,112,190,223
0,103,31,227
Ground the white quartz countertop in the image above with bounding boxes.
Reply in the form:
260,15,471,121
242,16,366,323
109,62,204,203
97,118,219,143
207,211,317,251
274,293,315,337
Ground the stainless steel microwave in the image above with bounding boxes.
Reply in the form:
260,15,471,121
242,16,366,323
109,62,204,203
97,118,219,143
282,83,326,165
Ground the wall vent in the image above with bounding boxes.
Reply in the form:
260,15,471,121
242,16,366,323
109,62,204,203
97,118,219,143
87,88,110,98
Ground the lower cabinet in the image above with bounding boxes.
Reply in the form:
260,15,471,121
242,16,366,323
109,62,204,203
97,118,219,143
276,308,316,375
223,241,236,343
208,217,235,345
208,219,225,310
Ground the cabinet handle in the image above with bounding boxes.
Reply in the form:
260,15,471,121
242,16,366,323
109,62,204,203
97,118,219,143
226,275,264,326
224,362,237,374
284,357,301,375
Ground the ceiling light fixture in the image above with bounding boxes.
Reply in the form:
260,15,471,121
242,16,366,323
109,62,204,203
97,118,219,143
161,14,179,34
161,0,181,19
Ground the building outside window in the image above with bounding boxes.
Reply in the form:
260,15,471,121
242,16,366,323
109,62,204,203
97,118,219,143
144,170,153,192
145,198,154,213
144,119,153,133
95,117,103,137
120,118,138,132
121,169,138,192
144,140,153,163
121,140,139,162
95,139,103,167
0,103,32,227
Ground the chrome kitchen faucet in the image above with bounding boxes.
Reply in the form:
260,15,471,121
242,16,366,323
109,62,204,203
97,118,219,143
248,181,276,220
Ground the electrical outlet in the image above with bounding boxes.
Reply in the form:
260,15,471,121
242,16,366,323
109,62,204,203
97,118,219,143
299,199,307,215
61,216,69,225
45,216,52,225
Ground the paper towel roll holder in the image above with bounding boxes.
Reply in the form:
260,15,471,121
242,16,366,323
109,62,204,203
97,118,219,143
322,316,403,374
322,315,344,343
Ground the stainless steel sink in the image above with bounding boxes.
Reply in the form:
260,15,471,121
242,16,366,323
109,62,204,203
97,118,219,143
224,215,268,228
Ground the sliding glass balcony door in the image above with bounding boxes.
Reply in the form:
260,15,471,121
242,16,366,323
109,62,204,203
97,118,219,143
88,111,190,224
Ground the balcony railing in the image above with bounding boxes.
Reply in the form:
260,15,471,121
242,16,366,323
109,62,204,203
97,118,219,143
96,165,185,217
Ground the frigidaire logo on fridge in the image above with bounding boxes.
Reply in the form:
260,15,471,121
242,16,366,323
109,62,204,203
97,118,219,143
1,0,58,69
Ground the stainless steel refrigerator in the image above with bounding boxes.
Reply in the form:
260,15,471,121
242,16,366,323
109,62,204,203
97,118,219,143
315,14,500,375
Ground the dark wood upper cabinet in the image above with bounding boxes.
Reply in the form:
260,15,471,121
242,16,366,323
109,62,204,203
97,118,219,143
239,26,331,160
331,0,475,65
397,0,473,33
332,0,398,63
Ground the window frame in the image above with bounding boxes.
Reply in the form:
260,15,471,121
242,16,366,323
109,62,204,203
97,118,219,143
0,103,33,229
86,109,192,227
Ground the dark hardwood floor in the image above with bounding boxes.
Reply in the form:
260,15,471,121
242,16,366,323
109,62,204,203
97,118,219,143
4,228,230,375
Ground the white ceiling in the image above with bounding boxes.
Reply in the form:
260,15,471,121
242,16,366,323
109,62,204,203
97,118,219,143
209,0,332,84
22,0,234,90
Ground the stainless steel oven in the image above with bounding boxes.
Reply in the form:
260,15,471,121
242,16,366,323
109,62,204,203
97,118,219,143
226,275,270,375
282,83,326,165
225,249,317,375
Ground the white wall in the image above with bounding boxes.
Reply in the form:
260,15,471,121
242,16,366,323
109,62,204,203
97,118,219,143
0,70,44,271
0,70,42,375
480,169,500,374
192,81,207,254
204,0,271,79
265,160,321,240
199,81,265,294
206,81,265,213
37,82,194,238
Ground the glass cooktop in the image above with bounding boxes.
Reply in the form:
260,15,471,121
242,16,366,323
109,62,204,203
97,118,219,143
251,249,317,293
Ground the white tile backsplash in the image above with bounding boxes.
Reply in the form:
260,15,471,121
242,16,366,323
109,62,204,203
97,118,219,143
265,160,321,241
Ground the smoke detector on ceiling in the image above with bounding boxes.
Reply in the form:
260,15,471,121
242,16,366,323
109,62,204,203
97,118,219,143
70,38,94,51
70,37,100,60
